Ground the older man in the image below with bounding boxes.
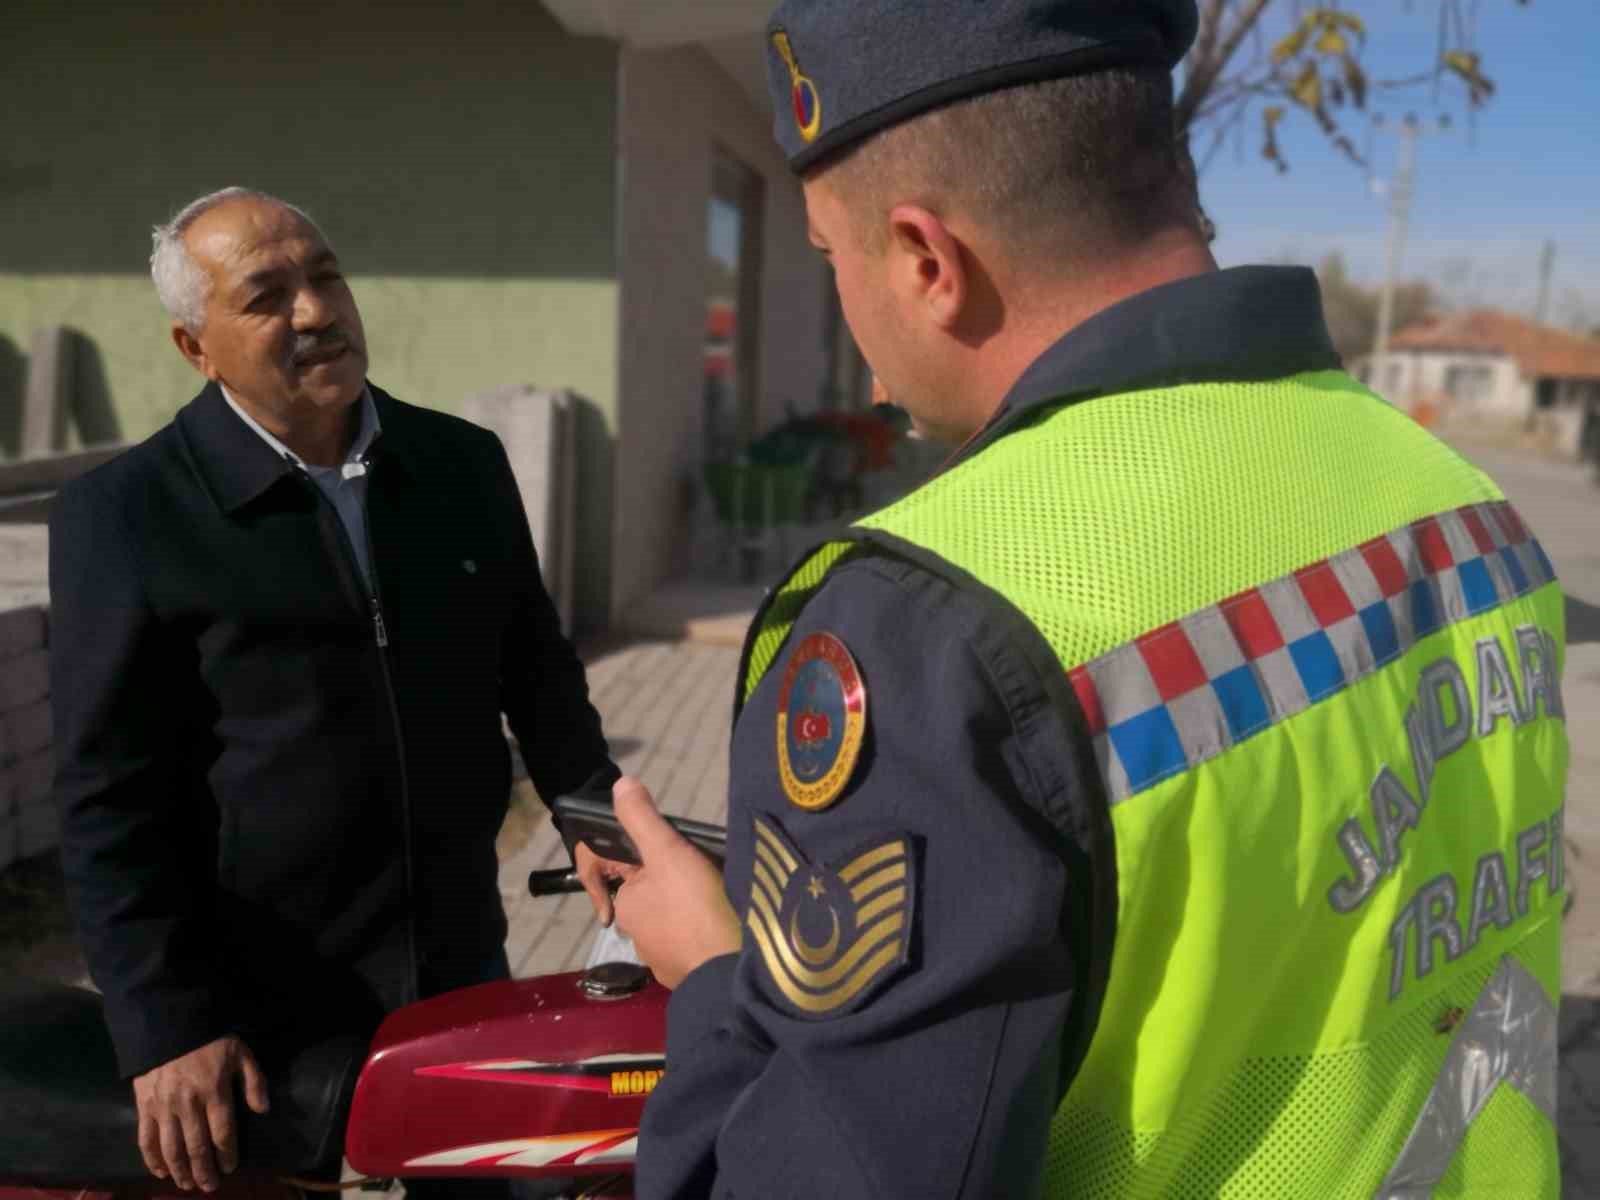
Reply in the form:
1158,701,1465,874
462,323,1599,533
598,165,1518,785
50,188,618,1193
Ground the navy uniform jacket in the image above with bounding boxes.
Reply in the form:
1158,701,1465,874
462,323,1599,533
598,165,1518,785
637,268,1342,1198
50,382,617,1077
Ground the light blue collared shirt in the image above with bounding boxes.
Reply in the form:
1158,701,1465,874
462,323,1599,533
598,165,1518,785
222,386,382,589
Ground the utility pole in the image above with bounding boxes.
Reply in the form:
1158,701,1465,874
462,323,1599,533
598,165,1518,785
1533,241,1555,327
1371,115,1420,402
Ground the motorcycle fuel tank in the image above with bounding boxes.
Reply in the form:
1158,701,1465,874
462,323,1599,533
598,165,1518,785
345,966,667,1183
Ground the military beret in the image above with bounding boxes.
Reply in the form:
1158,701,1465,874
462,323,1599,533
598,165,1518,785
765,0,1198,172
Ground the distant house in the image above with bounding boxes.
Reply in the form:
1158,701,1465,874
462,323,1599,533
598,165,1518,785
1361,310,1600,459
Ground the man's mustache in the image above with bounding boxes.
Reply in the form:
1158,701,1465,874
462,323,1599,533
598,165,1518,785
290,327,358,365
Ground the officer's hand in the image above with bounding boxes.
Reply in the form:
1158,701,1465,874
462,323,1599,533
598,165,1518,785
574,840,631,926
132,1035,270,1192
612,776,740,989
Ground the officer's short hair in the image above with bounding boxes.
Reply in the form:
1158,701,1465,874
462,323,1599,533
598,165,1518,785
817,67,1194,266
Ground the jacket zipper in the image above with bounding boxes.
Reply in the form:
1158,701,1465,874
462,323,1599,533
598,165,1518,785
298,459,421,1004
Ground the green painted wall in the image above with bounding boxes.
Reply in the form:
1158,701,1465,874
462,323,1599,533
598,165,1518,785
2,0,622,624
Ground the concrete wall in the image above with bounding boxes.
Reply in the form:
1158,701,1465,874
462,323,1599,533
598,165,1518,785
0,606,52,874
611,44,830,616
3,0,624,626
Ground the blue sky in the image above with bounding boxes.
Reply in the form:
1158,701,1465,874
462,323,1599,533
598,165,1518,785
1198,0,1600,328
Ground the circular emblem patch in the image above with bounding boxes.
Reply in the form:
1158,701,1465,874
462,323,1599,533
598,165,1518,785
777,632,867,811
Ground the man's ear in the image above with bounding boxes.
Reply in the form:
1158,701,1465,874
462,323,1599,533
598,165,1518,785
171,323,220,381
886,204,968,330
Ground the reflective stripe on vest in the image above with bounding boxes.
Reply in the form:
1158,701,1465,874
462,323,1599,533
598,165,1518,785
1063,500,1558,806
739,371,1566,1197
1378,953,1559,1199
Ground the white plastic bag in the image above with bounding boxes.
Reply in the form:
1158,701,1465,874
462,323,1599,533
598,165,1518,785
584,920,643,969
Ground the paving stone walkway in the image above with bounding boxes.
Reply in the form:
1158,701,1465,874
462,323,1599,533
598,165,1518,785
497,638,740,980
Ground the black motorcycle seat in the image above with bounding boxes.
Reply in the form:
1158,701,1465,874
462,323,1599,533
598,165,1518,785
0,981,366,1187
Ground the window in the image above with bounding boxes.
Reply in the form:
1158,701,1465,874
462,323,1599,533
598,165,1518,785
820,283,871,411
703,150,765,463
1444,364,1493,406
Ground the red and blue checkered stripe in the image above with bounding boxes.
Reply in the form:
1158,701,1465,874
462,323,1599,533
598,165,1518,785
1067,501,1557,804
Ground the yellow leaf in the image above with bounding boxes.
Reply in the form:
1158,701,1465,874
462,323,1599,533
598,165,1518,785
1343,56,1368,108
1334,12,1366,35
1261,118,1288,173
1443,51,1496,102
1272,27,1310,63
1315,28,1348,56
1290,63,1323,111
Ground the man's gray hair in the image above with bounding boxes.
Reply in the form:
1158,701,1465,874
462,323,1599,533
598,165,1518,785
150,187,319,332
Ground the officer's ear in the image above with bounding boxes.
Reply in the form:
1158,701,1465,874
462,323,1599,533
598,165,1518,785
886,205,968,331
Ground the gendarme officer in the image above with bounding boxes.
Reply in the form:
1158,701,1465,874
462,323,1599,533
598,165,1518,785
606,3,1569,1196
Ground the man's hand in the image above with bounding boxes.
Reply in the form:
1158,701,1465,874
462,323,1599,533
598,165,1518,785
612,776,741,989
574,840,630,926
132,1035,269,1192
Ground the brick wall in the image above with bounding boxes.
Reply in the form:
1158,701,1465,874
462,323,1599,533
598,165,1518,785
0,606,53,873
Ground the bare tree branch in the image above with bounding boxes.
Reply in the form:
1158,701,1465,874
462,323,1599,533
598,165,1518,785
1194,71,1286,119
1192,0,1228,68
1176,0,1275,133
1197,99,1255,173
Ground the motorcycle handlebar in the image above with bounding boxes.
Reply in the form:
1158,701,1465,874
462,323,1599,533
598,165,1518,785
527,868,586,897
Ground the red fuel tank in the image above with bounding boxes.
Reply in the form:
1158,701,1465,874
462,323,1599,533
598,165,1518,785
345,966,667,1183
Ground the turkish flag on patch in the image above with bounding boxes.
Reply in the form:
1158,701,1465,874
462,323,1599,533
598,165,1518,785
795,709,832,746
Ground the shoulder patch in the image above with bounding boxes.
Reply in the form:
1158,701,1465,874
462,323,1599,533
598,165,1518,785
777,631,867,812
746,814,914,1019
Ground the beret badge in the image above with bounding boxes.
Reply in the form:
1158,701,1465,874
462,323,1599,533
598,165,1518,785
772,29,822,144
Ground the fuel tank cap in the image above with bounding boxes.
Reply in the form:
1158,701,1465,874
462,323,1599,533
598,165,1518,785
579,961,651,999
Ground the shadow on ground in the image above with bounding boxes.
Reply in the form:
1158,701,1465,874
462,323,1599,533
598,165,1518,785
1567,595,1600,648
1561,994,1600,1198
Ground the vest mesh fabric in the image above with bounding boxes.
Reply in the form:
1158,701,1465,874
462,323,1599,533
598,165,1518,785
1044,931,1558,1198
855,372,1505,670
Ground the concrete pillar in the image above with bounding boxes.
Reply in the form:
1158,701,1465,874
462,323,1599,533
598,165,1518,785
22,327,72,457
0,604,51,869
463,386,578,637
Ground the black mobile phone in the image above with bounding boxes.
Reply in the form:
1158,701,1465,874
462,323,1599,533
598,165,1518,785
553,791,728,870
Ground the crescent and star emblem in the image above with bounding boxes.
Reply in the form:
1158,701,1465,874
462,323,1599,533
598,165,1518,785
746,815,914,1018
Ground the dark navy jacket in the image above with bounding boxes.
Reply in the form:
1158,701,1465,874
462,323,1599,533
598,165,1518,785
50,382,616,1077
638,268,1341,1198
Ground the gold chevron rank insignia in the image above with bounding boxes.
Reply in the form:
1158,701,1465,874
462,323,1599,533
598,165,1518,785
746,815,915,1018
